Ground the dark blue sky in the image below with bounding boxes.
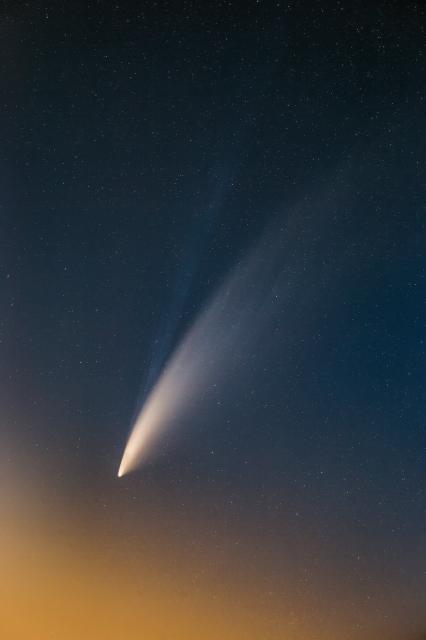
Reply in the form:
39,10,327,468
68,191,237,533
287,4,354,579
1,3,425,639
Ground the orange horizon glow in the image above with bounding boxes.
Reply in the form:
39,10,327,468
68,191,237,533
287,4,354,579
0,467,416,640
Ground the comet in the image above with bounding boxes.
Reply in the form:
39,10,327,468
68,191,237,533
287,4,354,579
117,201,332,477
117,233,275,477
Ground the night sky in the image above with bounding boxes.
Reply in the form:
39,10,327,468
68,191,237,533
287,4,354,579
1,2,426,639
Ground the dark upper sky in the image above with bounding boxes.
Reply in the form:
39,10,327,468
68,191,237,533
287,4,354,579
1,3,425,639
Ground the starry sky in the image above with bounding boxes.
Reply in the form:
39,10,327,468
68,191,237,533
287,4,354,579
1,2,426,639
